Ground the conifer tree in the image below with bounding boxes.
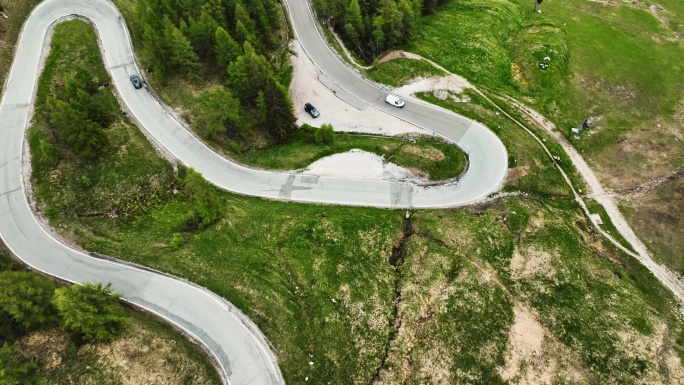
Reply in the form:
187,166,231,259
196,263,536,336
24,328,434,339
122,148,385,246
263,74,295,139
53,283,128,343
215,27,242,70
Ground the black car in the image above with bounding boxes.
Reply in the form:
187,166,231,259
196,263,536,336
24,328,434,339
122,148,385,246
130,74,143,89
304,102,320,118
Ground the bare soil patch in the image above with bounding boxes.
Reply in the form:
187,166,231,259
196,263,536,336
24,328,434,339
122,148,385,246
377,50,408,65
300,150,416,182
21,329,71,370
510,246,557,282
499,305,587,385
505,165,529,186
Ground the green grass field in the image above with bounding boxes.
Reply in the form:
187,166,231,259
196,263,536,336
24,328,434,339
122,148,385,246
232,127,467,181
400,0,684,190
21,17,684,384
365,58,447,87
364,0,683,290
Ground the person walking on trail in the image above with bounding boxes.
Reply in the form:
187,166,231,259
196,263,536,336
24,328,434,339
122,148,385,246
534,0,543,12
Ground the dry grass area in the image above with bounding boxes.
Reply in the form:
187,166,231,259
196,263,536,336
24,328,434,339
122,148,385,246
398,144,445,162
510,247,557,282
619,176,684,275
18,313,219,384
372,234,513,384
586,116,684,190
505,165,529,186
499,305,587,385
402,198,684,383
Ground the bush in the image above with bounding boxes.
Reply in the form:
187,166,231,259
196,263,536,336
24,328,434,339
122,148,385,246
170,233,184,249
52,283,128,343
81,175,92,188
0,342,41,385
183,169,222,229
0,271,57,330
314,124,336,145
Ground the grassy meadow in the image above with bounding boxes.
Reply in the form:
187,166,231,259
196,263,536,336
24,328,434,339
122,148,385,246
234,128,468,181
400,0,684,190
366,57,447,87
20,17,684,384
364,0,683,284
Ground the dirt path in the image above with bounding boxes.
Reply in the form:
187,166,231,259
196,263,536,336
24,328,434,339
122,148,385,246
502,98,684,305
371,50,684,305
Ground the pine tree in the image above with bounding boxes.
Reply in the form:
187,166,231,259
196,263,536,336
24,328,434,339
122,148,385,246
187,11,219,61
0,271,56,330
263,74,295,140
69,119,109,160
346,0,364,36
192,87,244,138
344,0,364,42
47,98,108,160
215,27,242,70
164,18,200,77
372,15,386,56
184,169,223,229
234,3,256,44
398,0,417,40
378,0,404,47
227,42,271,104
256,90,267,129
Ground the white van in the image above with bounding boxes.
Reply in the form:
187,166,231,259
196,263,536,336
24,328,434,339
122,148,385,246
385,94,405,108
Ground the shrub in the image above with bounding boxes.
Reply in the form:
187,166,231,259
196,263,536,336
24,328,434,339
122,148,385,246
81,175,92,188
170,233,184,249
314,124,336,145
52,283,128,343
0,271,57,330
0,342,41,385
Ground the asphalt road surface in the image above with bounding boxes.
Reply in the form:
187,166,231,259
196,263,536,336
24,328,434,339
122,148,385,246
0,0,508,383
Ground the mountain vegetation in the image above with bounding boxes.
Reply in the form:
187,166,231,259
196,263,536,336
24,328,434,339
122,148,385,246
132,0,296,143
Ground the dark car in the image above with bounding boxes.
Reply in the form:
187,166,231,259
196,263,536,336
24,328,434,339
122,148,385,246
304,102,320,118
130,74,143,89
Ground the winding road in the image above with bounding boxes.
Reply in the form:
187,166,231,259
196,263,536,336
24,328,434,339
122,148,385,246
0,0,508,384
